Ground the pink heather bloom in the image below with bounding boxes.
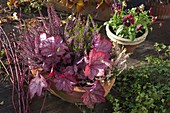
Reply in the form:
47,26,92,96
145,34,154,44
122,14,134,27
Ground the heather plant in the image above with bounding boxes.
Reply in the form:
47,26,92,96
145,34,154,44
107,43,170,113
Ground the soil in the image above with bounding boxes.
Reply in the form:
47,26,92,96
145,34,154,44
0,1,170,113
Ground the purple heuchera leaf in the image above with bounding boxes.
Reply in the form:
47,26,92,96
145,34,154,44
85,49,112,80
63,66,75,75
42,56,60,71
29,73,48,99
38,33,70,71
81,81,105,107
88,49,110,69
62,52,72,64
53,74,77,92
39,33,67,57
93,35,112,53
85,65,99,80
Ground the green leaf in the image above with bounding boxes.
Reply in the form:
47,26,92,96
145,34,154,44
1,50,5,56
116,25,124,35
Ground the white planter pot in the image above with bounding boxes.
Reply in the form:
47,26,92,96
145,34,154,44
105,24,148,45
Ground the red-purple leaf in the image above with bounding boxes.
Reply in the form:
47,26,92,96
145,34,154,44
84,49,112,80
39,34,67,57
81,81,105,107
63,66,75,75
29,74,48,99
85,65,99,80
42,56,60,71
54,74,77,92
89,49,109,68
93,35,112,53
62,52,72,64
38,33,71,71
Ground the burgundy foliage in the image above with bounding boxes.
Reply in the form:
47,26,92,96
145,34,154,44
84,49,113,80
93,35,112,53
29,73,48,99
82,81,105,107
18,4,127,106
54,74,77,92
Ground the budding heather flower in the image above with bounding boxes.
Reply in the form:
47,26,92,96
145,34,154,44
149,8,153,16
136,24,143,30
122,14,134,27
152,16,157,23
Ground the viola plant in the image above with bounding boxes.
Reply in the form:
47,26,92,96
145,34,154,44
105,0,157,41
18,5,128,107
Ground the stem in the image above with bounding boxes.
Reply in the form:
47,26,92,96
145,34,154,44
0,59,10,75
13,41,26,112
40,93,47,113
96,0,104,9
6,32,22,113
12,82,17,113
0,28,18,113
25,79,30,113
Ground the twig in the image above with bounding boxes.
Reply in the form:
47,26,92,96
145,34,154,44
0,59,10,75
0,27,18,113
40,92,47,113
13,41,26,113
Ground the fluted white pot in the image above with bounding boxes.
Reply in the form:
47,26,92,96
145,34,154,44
105,24,148,53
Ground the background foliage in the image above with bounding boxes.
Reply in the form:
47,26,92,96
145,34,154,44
107,43,170,113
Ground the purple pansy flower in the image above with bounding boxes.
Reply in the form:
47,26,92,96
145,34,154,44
122,14,135,27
